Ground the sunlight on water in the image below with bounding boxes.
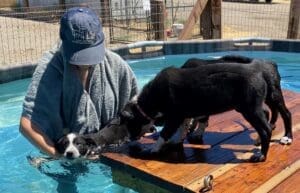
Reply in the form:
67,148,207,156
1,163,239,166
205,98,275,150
0,51,299,193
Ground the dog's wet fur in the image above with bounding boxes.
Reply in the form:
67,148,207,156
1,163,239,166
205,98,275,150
120,55,292,162
55,118,155,159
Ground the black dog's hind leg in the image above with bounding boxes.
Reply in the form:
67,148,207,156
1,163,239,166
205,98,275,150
242,107,272,162
254,106,271,146
187,116,209,144
276,97,292,144
267,87,292,144
265,99,278,130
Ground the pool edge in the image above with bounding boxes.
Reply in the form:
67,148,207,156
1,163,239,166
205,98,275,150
1,38,300,84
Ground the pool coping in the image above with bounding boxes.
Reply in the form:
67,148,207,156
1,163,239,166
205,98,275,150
1,38,300,83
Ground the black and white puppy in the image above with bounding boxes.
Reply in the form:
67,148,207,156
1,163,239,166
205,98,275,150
55,118,156,159
119,57,292,162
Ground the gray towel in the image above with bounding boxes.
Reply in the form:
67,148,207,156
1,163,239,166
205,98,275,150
22,46,138,141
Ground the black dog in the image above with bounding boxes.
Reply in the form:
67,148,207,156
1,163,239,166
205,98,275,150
181,55,292,145
55,118,155,159
119,57,292,162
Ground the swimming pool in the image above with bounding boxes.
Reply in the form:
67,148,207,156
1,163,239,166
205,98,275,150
0,51,299,193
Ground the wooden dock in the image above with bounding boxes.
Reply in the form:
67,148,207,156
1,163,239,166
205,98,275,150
101,90,300,193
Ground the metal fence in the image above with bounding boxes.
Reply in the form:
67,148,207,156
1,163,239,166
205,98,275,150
0,0,292,67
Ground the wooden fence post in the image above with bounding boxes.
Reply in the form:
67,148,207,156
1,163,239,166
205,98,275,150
179,0,209,40
287,0,300,39
179,0,221,40
23,0,29,7
200,0,212,39
211,0,221,39
100,0,111,25
150,0,165,40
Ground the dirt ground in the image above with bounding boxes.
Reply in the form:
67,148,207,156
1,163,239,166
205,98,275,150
0,0,292,67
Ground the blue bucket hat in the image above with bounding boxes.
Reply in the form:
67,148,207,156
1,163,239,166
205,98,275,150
60,7,105,65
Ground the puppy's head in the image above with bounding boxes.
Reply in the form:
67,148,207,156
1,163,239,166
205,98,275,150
55,133,97,159
119,101,155,141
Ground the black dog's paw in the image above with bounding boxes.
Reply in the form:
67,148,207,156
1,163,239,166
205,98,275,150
254,137,261,146
128,142,151,157
161,142,184,152
249,153,266,162
187,134,204,144
128,142,160,159
128,142,143,155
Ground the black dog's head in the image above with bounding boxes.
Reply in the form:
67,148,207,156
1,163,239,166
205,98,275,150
119,101,157,141
55,133,97,159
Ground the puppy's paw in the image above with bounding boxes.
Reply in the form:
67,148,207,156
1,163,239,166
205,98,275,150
279,136,292,145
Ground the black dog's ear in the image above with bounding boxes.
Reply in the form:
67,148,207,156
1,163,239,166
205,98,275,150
120,110,134,120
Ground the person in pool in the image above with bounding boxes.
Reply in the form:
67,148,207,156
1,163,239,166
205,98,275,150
19,7,138,158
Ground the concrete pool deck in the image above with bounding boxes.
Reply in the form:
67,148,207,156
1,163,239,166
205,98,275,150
1,38,300,83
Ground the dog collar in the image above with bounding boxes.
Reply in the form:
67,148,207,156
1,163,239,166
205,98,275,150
135,103,155,122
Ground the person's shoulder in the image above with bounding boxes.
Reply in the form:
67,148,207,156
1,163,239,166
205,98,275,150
105,49,124,61
35,46,64,75
104,49,128,68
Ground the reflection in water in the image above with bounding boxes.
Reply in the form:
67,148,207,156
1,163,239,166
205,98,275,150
37,159,90,193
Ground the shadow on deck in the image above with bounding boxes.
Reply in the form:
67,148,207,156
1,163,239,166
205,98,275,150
101,90,300,193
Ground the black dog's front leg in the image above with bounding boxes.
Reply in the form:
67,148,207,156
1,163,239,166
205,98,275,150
152,118,184,153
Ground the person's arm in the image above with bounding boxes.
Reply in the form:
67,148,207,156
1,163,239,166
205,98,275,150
19,116,60,158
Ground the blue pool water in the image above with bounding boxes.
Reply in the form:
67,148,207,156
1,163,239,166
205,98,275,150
0,51,299,193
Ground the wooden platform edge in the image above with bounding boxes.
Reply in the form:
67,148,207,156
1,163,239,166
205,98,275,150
111,168,172,193
100,155,194,193
100,90,300,193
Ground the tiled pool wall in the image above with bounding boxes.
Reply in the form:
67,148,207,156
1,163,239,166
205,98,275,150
1,38,300,83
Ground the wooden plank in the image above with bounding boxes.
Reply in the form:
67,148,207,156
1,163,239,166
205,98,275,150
101,90,300,193
178,0,209,40
252,160,300,193
269,169,300,193
206,126,300,193
112,168,172,193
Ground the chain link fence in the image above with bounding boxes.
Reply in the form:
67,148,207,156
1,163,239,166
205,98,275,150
0,0,292,67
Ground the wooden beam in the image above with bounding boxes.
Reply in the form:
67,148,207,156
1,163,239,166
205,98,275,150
100,0,111,25
178,0,209,40
211,0,222,39
287,0,300,39
150,0,165,40
111,169,172,193
200,0,212,39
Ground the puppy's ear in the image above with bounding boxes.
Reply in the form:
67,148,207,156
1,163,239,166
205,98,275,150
55,136,67,154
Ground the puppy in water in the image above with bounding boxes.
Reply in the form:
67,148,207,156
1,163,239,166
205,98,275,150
55,118,156,159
